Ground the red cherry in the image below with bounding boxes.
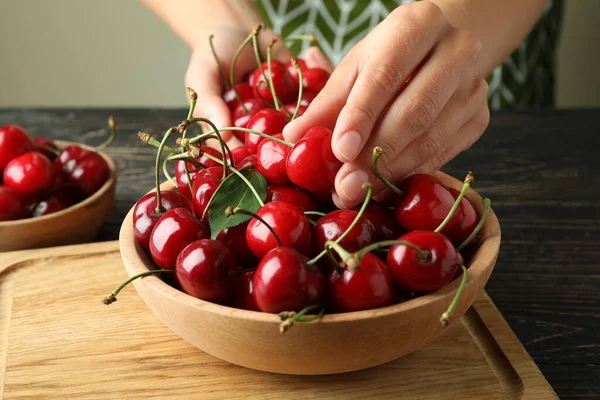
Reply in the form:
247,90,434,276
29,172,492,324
233,98,267,128
444,188,478,244
31,195,69,217
399,173,440,192
175,161,202,199
352,202,403,241
300,91,317,106
311,210,376,255
191,166,222,220
216,221,257,267
0,125,33,175
175,239,236,304
149,208,209,269
132,190,191,250
281,104,307,118
302,68,329,93
238,154,257,169
33,137,58,161
196,146,223,168
54,145,109,197
387,230,463,293
255,134,292,184
246,201,310,259
0,186,25,221
328,252,396,312
3,152,55,199
253,246,325,313
231,270,261,311
266,185,317,212
251,60,297,104
286,126,342,193
226,145,252,167
286,58,308,86
244,109,290,153
223,82,254,112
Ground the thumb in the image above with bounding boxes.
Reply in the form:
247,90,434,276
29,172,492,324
304,46,334,73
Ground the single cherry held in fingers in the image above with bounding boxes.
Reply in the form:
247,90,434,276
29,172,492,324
266,185,317,212
191,166,222,221
3,152,55,199
149,208,210,269
33,137,59,161
175,239,237,304
253,246,326,313
387,230,463,293
255,134,292,184
0,186,25,221
0,125,33,175
286,126,342,193
245,108,290,153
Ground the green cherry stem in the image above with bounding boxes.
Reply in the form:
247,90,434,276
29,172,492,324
182,88,199,195
225,206,281,245
138,131,177,153
154,127,177,214
189,117,232,180
434,171,474,233
325,242,344,273
36,144,60,156
325,240,356,271
162,156,177,186
102,269,175,305
279,304,325,335
230,29,258,113
251,25,267,81
308,182,373,266
188,127,293,148
95,116,117,151
266,38,281,110
457,198,491,251
440,265,468,326
304,211,326,217
209,34,230,89
354,240,430,263
372,147,403,195
290,58,303,121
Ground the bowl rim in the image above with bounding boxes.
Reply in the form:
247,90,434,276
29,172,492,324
119,170,501,324
0,140,116,227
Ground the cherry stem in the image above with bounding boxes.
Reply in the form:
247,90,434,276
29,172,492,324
354,240,430,262
290,58,303,121
189,127,293,148
230,29,259,113
95,116,117,151
266,38,281,110
209,34,229,90
225,206,281,246
138,131,177,153
304,211,325,217
182,88,199,195
308,182,373,266
372,147,403,195
254,81,276,108
325,240,357,271
440,265,468,326
324,242,344,273
189,117,232,180
434,171,474,233
279,304,325,335
102,269,175,305
457,198,491,251
162,156,177,186
154,127,177,214
251,25,266,79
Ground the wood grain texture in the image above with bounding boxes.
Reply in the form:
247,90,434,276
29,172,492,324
0,108,597,397
0,242,557,399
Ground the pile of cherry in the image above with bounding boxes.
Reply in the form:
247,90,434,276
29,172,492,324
0,120,114,221
104,27,492,333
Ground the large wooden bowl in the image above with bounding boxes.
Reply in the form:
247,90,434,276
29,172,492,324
0,141,116,251
119,171,500,375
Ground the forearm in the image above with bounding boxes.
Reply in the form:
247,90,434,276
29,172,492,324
140,0,263,48
430,0,549,77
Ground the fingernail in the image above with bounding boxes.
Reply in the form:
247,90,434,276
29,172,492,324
282,117,301,141
339,169,370,203
335,131,362,161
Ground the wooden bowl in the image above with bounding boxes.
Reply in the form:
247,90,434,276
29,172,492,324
0,141,116,252
119,171,501,375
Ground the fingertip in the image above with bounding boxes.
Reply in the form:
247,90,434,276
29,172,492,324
281,116,305,143
334,165,371,209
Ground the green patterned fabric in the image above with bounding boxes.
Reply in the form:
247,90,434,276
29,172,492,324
255,0,564,110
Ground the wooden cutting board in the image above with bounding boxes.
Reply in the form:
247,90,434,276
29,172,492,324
0,241,557,400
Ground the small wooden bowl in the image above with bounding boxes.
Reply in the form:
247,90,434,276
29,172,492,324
0,141,116,252
119,171,501,375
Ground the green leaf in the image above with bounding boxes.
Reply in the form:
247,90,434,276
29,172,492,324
208,169,267,239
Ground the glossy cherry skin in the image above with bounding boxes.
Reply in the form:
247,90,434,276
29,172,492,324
444,187,478,244
251,60,297,104
191,166,222,220
399,173,440,192
231,270,261,311
226,145,252,167
253,246,326,313
352,202,403,241
0,125,33,175
175,239,236,304
238,154,257,169
33,137,58,161
223,82,254,112
175,161,201,199
286,126,342,193
286,58,308,86
328,253,396,313
54,145,109,197
132,190,191,250
3,152,55,199
233,98,267,128
281,104,307,118
31,195,68,217
387,230,464,293
302,68,329,93
266,185,317,212
149,208,210,269
311,210,376,255
216,221,257,267
246,200,311,259
255,134,292,184
0,186,25,221
244,108,290,153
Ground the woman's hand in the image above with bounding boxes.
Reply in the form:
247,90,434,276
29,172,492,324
282,1,490,208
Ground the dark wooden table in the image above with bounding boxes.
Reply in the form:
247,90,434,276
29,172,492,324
1,108,598,398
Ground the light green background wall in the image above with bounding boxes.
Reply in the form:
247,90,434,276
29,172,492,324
0,0,598,108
